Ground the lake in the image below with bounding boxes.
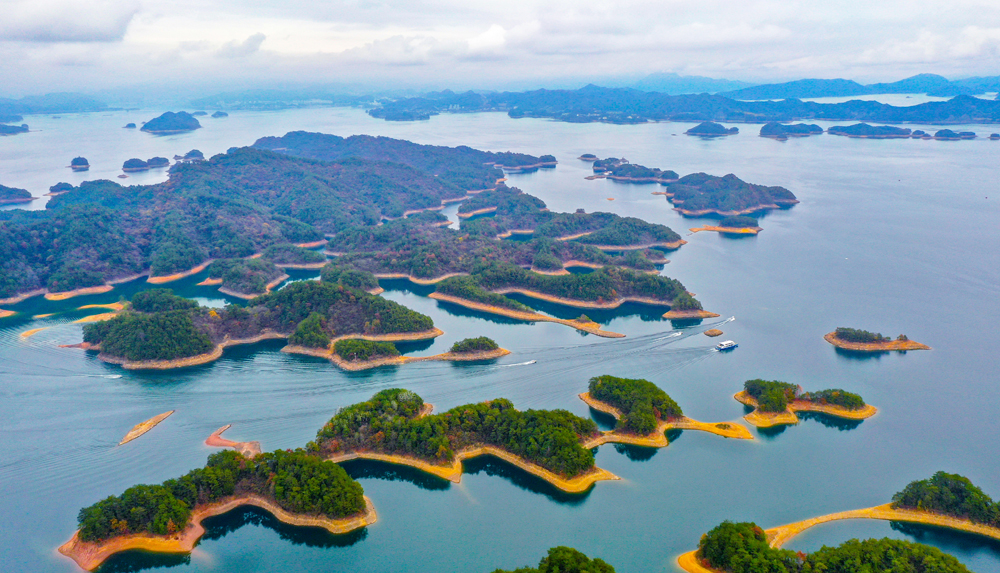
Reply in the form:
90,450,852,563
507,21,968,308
1,107,999,573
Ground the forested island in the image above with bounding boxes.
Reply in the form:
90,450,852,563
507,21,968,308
70,157,89,171
364,86,1000,124
0,123,29,136
140,111,202,133
662,173,798,216
121,158,149,172
759,122,823,138
585,157,678,182
0,133,556,302
0,184,33,205
893,472,1000,527
825,327,930,351
79,283,438,369
690,215,762,235
735,378,876,427
212,111,229,118
685,122,738,136
827,123,912,138
59,449,374,571
495,547,615,573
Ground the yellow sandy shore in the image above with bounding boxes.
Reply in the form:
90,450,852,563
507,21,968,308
295,240,328,249
73,312,119,323
373,272,468,285
58,495,377,572
217,274,289,300
824,332,930,351
329,447,618,494
0,288,46,305
689,225,762,235
734,391,878,428
196,277,223,286
0,309,14,319
491,287,674,310
662,309,722,319
119,411,175,445
672,201,798,217
34,313,55,319
495,229,534,239
45,285,114,301
368,286,385,295
275,261,327,269
429,292,624,338
205,424,262,457
283,344,508,371
97,331,288,370
704,329,723,337
579,393,754,447
586,240,686,251
147,261,212,284
457,206,498,219
78,303,124,311
677,505,1000,573
21,327,48,338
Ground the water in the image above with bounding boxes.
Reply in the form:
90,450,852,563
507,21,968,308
1,108,999,573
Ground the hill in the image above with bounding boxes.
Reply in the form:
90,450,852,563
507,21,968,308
141,112,202,134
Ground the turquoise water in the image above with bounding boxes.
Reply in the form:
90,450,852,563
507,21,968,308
1,108,999,572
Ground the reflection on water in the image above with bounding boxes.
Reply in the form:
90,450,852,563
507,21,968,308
341,459,451,491
612,443,659,462
461,456,593,505
200,506,368,548
796,411,864,431
96,551,190,573
890,521,1000,556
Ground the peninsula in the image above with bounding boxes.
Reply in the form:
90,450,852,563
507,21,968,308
677,472,1000,573
316,388,619,493
734,378,877,428
140,111,202,134
825,327,930,351
59,449,374,571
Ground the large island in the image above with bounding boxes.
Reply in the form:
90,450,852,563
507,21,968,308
734,378,877,428
140,111,202,134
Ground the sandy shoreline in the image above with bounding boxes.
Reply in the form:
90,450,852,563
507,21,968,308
217,273,289,300
662,309,721,319
457,206,498,219
282,339,504,371
373,272,468,285
205,424,262,457
490,287,675,309
0,309,14,319
45,285,114,301
119,411,175,445
429,292,625,338
824,332,930,351
689,225,762,235
147,261,212,284
58,495,377,571
671,200,799,217
734,390,878,428
96,331,288,370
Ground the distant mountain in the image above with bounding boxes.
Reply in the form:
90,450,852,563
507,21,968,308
0,93,107,115
190,89,370,110
630,73,755,95
720,79,871,100
866,73,954,95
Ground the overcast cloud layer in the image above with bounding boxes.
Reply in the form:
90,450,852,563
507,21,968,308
3,0,1000,97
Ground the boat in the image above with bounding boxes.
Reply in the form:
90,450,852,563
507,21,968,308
715,340,738,351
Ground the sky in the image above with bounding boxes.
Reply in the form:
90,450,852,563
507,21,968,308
3,0,1000,97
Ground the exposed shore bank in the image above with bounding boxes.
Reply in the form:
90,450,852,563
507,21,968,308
428,292,625,338
734,390,878,428
824,332,930,351
205,424,262,457
283,342,507,371
662,309,722,319
689,225,762,235
119,411,174,445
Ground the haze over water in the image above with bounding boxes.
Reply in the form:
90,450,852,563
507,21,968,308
2,108,999,572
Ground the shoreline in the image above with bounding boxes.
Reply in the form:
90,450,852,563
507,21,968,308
496,229,534,239
216,273,289,300
45,285,114,301
205,424,262,457
372,272,469,285
119,411,175,445
328,446,617,494
282,341,504,372
457,206,498,219
147,261,212,284
0,309,14,319
824,332,930,351
579,393,754,446
689,225,762,235
429,292,625,338
662,309,722,319
57,494,377,572
95,331,288,370
734,391,878,428
491,287,676,309
671,199,799,217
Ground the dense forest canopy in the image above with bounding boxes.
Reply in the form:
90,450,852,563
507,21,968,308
588,375,683,434
77,450,365,542
312,389,599,477
743,379,866,412
833,327,891,343
686,121,739,135
492,547,615,573
141,111,202,133
664,173,798,215
698,521,971,573
0,184,31,202
263,243,326,265
759,123,823,137
892,472,1000,526
333,339,400,361
450,336,499,353
827,123,912,137
207,257,285,296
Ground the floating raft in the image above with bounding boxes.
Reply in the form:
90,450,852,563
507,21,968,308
119,411,175,445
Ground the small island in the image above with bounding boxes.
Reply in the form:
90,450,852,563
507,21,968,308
759,122,823,139
303,336,511,371
991,133,1000,140
140,111,202,134
734,378,876,427
689,215,762,235
192,111,208,116
661,173,798,216
827,123,912,138
123,123,136,129
122,158,149,172
496,547,615,573
78,282,441,370
147,156,170,168
825,327,930,352
585,157,678,183
118,410,174,445
678,472,1000,573
685,122,739,136
317,388,620,493
70,157,90,171
212,111,229,118
934,129,976,140
0,123,29,136
0,184,34,205
578,153,598,161
47,182,73,196
175,149,205,161
59,449,374,571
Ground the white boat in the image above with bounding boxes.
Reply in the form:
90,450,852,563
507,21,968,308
715,340,738,351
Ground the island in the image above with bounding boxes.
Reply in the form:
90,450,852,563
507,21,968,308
123,122,136,128
689,215,762,235
212,111,229,118
824,327,930,351
121,158,149,172
59,449,374,571
147,156,170,168
585,157,678,182
118,410,174,445
661,173,798,216
934,129,977,140
578,153,598,161
316,388,620,493
759,122,823,139
677,472,1000,573
580,375,753,446
704,329,723,337
298,336,511,371
0,184,34,205
734,378,877,427
78,282,440,370
70,157,90,171
495,547,615,573
140,111,202,134
827,123,912,138
47,182,73,196
175,149,205,161
0,123,29,136
991,133,1000,140
685,122,739,136
192,111,208,116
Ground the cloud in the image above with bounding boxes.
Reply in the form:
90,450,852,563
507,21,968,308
857,26,1000,65
218,32,266,57
0,0,139,42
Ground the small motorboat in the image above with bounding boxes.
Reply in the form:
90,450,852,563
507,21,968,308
715,340,738,351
